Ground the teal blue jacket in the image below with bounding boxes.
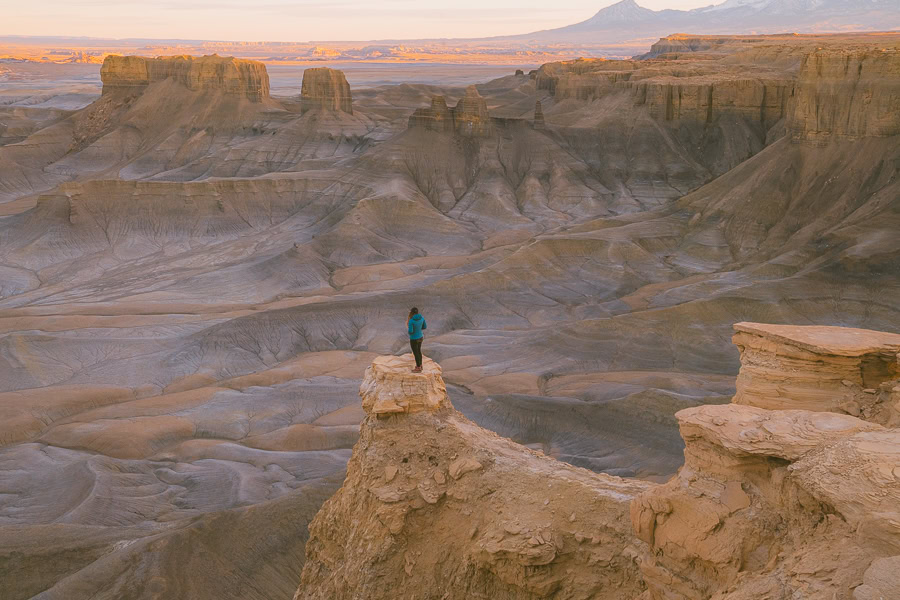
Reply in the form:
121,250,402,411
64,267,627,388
408,314,427,340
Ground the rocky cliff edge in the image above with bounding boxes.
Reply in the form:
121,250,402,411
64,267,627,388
296,326,900,600
295,353,653,599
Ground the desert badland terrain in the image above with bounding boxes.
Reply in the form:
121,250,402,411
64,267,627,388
0,23,898,600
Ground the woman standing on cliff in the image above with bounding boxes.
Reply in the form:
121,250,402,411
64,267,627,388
408,307,427,372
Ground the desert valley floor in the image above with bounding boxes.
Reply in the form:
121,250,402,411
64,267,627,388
1,32,899,599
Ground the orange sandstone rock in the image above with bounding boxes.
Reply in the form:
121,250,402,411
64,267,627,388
100,54,270,101
296,355,650,599
732,322,900,424
300,67,353,114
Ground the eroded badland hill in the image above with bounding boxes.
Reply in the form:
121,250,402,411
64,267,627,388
0,32,898,599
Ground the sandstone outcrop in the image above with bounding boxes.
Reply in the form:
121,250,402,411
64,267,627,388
100,54,270,101
533,100,545,129
534,57,792,130
297,324,900,600
359,355,449,415
295,354,653,599
407,95,453,133
300,67,353,114
408,85,492,136
789,48,900,143
632,323,900,600
632,404,899,600
639,33,819,60
453,85,491,136
732,322,900,424
535,34,900,143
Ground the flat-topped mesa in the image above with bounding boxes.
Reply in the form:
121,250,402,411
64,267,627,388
638,33,820,60
534,58,638,99
533,57,792,130
360,354,449,416
789,48,900,143
407,86,492,137
100,54,270,101
300,67,353,114
296,355,652,599
732,322,900,425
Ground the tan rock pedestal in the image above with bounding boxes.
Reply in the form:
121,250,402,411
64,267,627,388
359,354,449,416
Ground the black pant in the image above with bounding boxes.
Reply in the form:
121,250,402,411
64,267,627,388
410,338,423,367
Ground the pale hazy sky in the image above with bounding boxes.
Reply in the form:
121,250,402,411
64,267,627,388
5,0,729,41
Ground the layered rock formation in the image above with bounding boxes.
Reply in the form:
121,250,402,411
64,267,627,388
295,354,653,599
408,85,492,136
533,100,545,129
732,322,900,424
453,85,492,137
535,34,900,143
300,67,353,114
789,48,900,143
298,324,900,600
631,404,898,600
360,355,450,415
633,323,900,600
407,95,453,132
534,56,792,131
100,54,270,101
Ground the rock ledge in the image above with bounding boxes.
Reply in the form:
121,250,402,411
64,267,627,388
360,354,448,416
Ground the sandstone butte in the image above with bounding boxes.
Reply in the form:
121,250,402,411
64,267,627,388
295,324,900,600
100,54,270,101
408,85,492,137
300,67,353,114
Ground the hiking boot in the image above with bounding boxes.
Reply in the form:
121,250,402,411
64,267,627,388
412,366,423,373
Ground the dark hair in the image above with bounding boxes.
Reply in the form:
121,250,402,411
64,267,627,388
408,307,419,320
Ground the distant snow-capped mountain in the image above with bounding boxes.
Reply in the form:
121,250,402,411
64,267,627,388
517,0,899,42
582,0,657,24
